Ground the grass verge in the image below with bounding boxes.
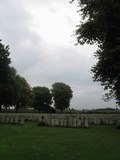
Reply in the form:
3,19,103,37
0,123,120,160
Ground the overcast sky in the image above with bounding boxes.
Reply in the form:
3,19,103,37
0,0,116,109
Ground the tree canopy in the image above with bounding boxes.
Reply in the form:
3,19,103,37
0,40,33,112
32,86,53,113
51,82,73,112
0,40,12,111
74,0,120,104
13,75,33,112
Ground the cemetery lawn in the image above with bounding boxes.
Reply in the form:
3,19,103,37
0,123,120,160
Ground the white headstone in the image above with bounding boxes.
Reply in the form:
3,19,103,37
84,119,89,128
10,116,14,124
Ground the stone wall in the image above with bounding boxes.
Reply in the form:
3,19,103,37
0,113,120,127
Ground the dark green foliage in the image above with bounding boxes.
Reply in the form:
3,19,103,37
32,86,53,113
13,75,33,112
51,82,73,112
74,0,120,104
0,40,11,80
42,105,56,113
0,40,11,111
2,67,17,108
0,40,33,112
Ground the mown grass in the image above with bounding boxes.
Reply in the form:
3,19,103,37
0,123,120,160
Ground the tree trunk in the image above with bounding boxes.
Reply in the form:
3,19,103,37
15,106,19,113
61,109,63,113
0,105,2,112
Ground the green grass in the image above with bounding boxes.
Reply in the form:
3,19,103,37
0,123,120,160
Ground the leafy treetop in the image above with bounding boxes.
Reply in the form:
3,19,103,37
73,0,120,105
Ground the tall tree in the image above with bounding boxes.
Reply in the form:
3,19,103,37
2,67,17,108
32,86,53,113
0,40,33,112
14,75,33,112
0,40,11,111
51,82,73,112
74,0,120,104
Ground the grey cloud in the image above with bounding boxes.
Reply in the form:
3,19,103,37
24,0,69,6
0,0,43,74
0,0,116,109
23,45,93,85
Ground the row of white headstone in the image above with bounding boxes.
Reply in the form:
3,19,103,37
38,116,89,128
0,116,25,124
23,113,120,125
89,119,115,125
0,113,120,128
0,115,89,128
